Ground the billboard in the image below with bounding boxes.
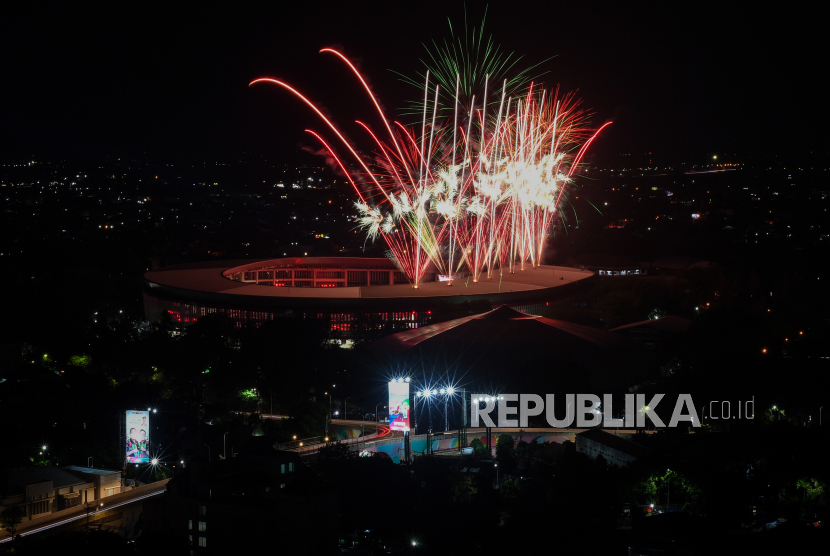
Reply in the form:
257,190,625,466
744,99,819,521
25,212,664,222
126,410,150,463
388,381,410,432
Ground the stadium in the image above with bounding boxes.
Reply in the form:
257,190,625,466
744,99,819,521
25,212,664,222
143,257,595,337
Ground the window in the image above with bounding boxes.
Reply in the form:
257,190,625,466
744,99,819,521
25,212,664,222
281,464,286,474
188,520,192,530
289,462,294,472
31,500,49,515
199,537,207,547
189,535,192,544
198,505,206,515
199,521,206,532
106,488,115,496
280,483,286,489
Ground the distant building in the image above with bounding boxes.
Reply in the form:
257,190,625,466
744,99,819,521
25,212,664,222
144,439,333,552
1,466,122,522
573,254,649,277
576,430,652,467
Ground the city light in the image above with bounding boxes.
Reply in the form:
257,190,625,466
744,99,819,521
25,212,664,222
151,458,159,465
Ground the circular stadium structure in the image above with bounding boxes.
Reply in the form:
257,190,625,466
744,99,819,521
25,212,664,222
143,257,595,336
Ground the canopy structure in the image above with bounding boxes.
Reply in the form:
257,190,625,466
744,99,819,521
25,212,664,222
373,305,651,393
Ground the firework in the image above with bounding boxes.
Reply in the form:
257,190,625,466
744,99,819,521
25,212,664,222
251,50,610,287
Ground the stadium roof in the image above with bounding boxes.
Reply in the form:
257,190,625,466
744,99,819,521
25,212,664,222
143,259,594,311
373,305,651,392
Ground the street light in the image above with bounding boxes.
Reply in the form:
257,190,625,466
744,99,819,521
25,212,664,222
151,458,159,465
375,403,386,423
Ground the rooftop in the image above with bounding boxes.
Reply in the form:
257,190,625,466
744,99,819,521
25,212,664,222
5,466,119,495
144,258,594,309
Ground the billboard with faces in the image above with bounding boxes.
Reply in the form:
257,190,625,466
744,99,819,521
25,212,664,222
126,410,150,463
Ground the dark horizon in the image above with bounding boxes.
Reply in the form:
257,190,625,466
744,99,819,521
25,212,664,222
2,2,825,167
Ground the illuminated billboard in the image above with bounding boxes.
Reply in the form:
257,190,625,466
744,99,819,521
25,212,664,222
388,381,410,432
126,410,150,463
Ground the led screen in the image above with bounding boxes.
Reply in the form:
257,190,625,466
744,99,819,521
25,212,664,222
388,382,410,432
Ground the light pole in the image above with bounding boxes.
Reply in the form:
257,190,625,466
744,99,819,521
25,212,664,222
323,392,331,435
375,403,386,423
666,469,671,511
344,397,352,421
495,463,499,489
567,402,571,430
223,432,228,461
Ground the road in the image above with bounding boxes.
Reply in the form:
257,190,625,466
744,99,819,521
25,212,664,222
288,425,652,456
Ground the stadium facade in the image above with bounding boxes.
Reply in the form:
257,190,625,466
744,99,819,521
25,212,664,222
143,257,594,337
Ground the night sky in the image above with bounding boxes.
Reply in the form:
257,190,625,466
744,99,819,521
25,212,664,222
3,2,824,165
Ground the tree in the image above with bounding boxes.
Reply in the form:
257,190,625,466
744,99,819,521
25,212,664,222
496,434,517,472
470,438,489,459
0,505,24,537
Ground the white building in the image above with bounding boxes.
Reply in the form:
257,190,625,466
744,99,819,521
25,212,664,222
1,466,122,522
